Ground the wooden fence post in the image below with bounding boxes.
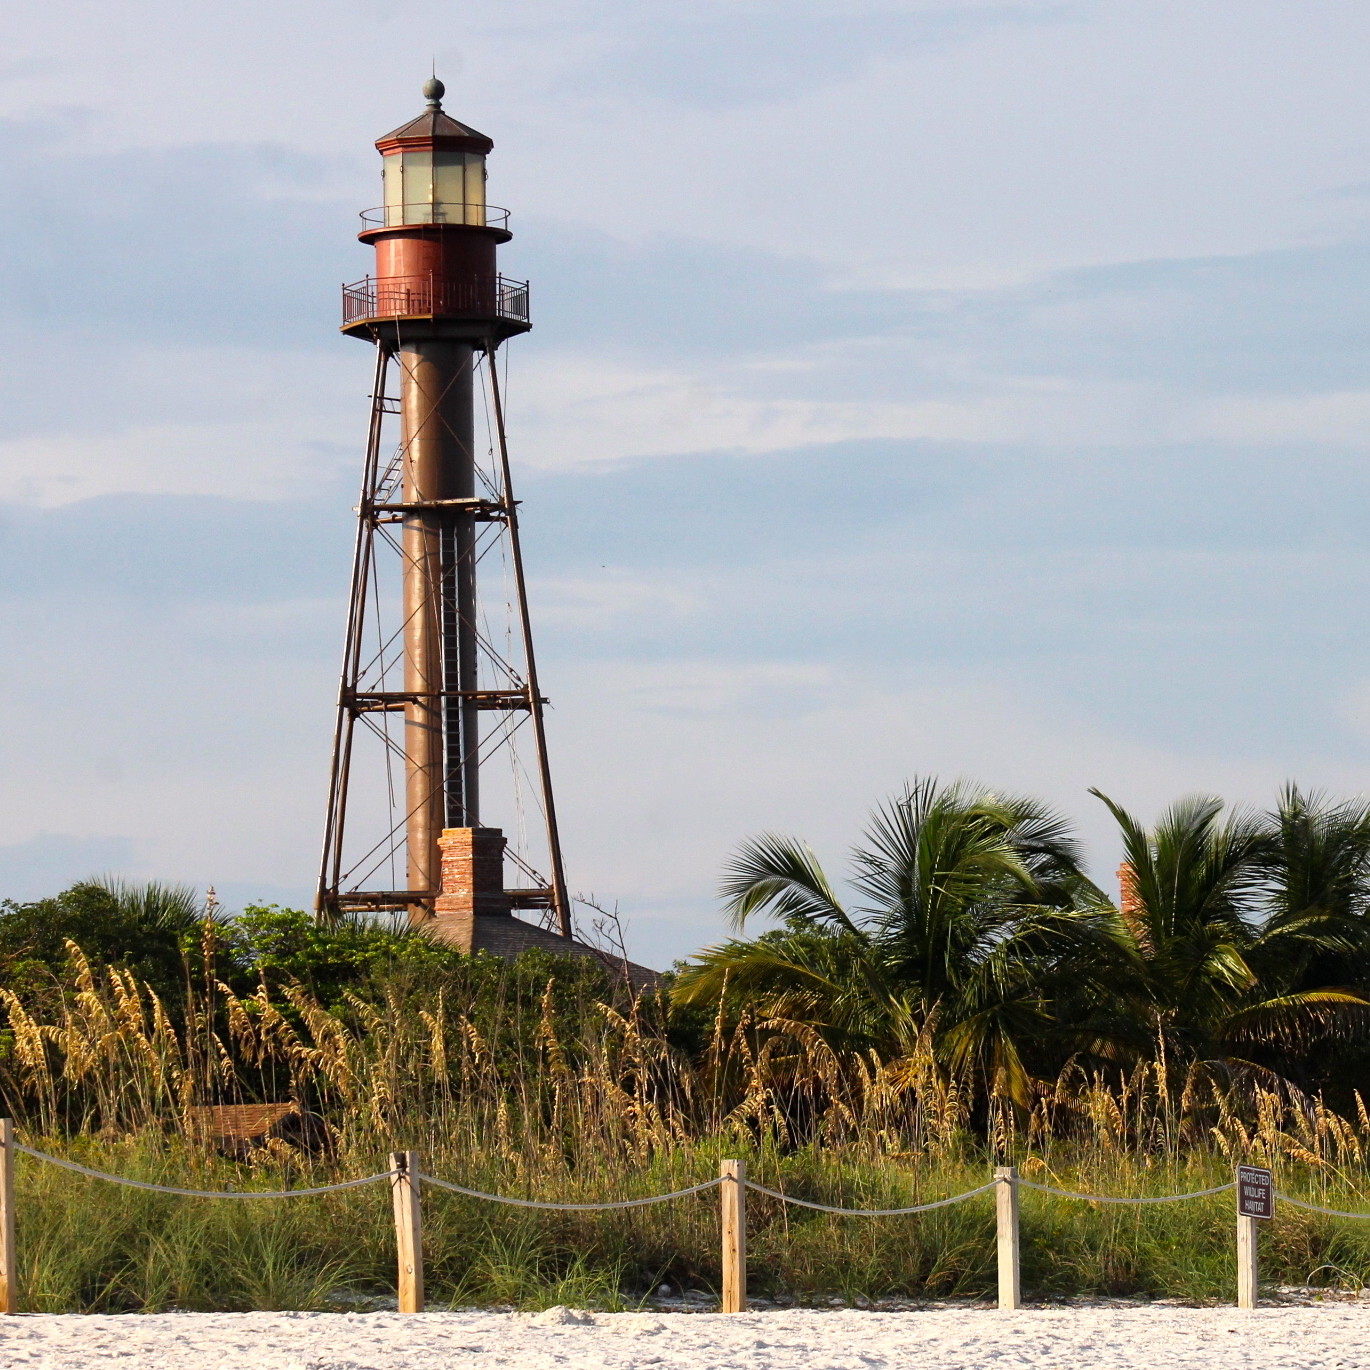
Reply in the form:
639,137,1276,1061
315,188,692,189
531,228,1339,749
1236,1214,1258,1310
0,1121,14,1314
994,1165,1021,1310
720,1158,746,1313
390,1150,424,1313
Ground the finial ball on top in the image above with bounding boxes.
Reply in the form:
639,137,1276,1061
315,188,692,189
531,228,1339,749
423,76,445,107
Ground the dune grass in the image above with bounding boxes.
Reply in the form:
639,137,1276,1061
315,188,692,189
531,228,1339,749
6,947,1370,1310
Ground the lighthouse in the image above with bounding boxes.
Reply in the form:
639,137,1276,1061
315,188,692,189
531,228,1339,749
316,79,571,940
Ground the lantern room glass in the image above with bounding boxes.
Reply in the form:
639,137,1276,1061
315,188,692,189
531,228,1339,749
382,150,486,226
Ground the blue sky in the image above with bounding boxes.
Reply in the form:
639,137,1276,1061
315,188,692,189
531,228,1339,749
4,0,1370,965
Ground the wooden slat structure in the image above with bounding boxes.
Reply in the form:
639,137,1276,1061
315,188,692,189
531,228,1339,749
187,1104,328,1157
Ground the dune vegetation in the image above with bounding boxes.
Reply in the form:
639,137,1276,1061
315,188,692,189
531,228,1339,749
6,779,1370,1310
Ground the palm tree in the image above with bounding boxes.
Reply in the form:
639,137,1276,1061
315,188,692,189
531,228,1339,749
1087,788,1370,1074
673,778,1112,1105
1256,784,1370,994
1248,784,1370,1092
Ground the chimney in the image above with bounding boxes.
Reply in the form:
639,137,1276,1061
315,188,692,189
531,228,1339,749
1117,862,1141,920
431,828,512,947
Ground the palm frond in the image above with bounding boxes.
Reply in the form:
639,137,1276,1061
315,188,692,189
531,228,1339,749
1222,989,1370,1050
719,833,858,934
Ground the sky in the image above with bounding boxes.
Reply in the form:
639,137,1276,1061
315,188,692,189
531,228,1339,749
3,0,1370,966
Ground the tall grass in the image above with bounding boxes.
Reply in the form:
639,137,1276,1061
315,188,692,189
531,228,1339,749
5,942,1370,1310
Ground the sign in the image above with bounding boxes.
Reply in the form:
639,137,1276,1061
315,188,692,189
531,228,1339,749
1237,1165,1274,1219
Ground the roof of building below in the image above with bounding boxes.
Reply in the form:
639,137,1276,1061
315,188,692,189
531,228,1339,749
430,913,662,994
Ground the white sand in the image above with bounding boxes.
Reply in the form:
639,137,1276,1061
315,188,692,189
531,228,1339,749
2,1305,1370,1370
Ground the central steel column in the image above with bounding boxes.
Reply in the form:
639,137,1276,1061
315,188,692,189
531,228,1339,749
400,337,479,905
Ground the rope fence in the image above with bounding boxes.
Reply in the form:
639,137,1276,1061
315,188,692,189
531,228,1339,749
13,1145,397,1199
743,1178,999,1216
0,1119,1367,1316
1269,1191,1370,1220
1015,1177,1237,1204
418,1173,723,1210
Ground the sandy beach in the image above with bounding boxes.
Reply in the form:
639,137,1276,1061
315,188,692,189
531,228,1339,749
1,1305,1369,1370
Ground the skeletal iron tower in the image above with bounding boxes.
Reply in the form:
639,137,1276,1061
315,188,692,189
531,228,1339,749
316,78,569,934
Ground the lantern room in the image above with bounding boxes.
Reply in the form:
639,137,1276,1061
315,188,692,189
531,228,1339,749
343,78,528,340
372,77,494,228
